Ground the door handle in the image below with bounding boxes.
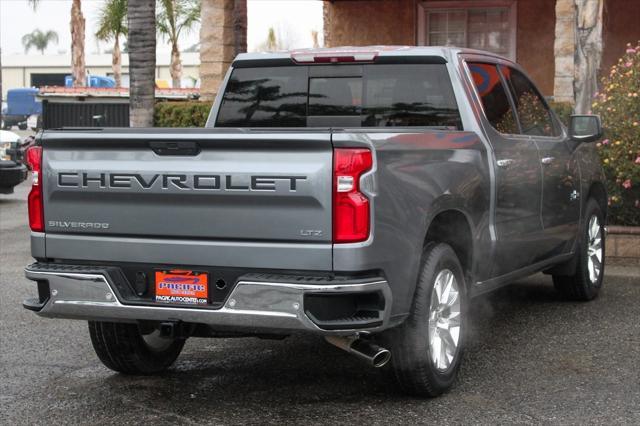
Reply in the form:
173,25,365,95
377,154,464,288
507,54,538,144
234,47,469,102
496,159,515,168
541,156,555,165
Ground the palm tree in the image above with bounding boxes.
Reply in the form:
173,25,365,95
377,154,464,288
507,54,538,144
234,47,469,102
157,0,201,88
128,0,156,127
28,0,85,86
266,28,277,51
232,0,246,58
70,0,86,87
96,0,128,87
21,29,59,54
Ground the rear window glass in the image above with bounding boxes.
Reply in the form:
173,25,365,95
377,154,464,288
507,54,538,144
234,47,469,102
215,66,307,127
216,64,461,129
308,77,362,116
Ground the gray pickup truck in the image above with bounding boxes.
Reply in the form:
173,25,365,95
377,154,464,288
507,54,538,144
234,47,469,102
23,47,606,396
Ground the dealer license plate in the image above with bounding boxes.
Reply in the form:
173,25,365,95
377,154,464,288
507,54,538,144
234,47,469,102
155,270,208,305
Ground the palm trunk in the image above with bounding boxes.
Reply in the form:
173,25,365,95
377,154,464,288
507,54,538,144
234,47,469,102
574,0,604,114
128,0,156,127
170,42,182,88
70,0,86,87
113,38,122,87
233,0,247,57
0,47,3,125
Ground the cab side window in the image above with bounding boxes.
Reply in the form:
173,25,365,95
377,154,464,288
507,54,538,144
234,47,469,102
468,62,518,135
502,66,558,137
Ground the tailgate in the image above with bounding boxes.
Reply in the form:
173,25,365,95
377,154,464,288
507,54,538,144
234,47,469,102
41,129,333,244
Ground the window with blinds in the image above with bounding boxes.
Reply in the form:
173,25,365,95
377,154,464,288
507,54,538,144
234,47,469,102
423,5,514,59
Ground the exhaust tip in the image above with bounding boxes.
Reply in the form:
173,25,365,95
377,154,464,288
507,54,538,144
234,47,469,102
371,348,391,368
325,335,391,368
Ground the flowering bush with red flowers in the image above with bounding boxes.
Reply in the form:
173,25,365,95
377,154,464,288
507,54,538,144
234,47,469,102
591,42,640,226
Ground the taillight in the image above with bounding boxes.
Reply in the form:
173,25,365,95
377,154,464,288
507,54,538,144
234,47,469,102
333,148,373,243
25,146,44,232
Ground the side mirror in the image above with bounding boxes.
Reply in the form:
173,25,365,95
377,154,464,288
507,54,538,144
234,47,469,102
569,115,603,143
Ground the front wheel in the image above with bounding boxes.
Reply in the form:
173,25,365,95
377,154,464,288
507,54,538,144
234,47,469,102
88,321,185,375
553,198,605,301
386,243,466,397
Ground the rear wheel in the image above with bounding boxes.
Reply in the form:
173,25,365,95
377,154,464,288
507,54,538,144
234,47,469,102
553,198,605,301
387,243,466,397
88,321,185,375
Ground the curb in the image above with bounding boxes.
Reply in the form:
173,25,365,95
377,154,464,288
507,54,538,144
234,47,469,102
606,226,640,266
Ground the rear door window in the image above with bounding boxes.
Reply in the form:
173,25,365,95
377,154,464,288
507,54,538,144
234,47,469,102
501,66,559,137
468,62,519,135
217,63,462,129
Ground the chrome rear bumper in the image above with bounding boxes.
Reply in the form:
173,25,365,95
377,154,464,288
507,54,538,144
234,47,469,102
24,266,392,335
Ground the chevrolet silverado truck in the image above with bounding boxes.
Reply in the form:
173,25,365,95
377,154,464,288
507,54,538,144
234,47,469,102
23,47,606,396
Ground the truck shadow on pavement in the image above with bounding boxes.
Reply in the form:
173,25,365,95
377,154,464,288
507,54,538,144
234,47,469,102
0,197,23,205
91,276,592,410
15,272,633,423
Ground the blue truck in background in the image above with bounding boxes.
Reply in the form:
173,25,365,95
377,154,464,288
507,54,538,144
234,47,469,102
64,75,116,88
1,88,42,130
1,76,115,131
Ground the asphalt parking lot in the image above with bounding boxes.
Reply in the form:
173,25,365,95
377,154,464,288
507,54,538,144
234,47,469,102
1,181,639,425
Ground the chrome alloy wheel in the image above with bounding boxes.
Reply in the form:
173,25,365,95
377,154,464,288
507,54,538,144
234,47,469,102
587,215,603,284
428,269,462,371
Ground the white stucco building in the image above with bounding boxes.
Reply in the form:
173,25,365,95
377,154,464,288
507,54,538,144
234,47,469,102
1,51,200,97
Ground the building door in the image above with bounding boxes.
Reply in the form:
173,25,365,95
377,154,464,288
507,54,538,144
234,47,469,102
467,61,543,276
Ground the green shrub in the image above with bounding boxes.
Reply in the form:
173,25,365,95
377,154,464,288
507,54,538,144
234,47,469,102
154,101,212,127
548,101,573,127
591,41,640,226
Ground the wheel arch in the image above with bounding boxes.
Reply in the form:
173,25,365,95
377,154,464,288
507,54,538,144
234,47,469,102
586,181,607,222
422,208,475,289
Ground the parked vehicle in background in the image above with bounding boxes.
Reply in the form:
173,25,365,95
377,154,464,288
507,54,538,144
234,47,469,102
22,47,607,397
0,130,28,194
2,88,42,130
64,75,116,88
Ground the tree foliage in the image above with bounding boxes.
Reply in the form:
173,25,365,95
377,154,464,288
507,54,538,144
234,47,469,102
592,42,640,225
96,0,128,42
156,0,200,46
21,29,59,54
157,0,200,87
154,101,211,127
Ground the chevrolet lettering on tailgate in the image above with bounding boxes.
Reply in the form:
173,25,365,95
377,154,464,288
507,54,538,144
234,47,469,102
56,172,307,191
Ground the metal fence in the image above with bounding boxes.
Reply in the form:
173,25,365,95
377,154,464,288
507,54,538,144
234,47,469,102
42,100,129,129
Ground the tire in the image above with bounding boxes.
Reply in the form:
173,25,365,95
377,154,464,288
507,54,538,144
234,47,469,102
18,123,27,130
88,321,185,375
552,198,605,301
386,243,466,397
